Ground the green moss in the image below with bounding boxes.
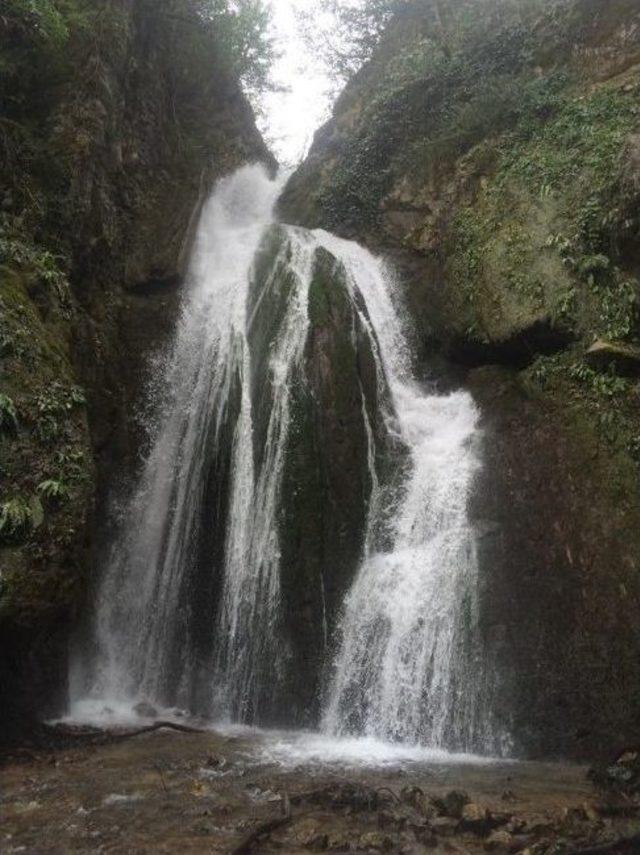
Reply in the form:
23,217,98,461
0,259,92,627
524,349,640,481
444,81,640,343
307,249,350,328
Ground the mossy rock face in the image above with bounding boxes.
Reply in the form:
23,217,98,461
247,234,397,725
0,261,94,733
281,0,640,352
469,365,640,760
0,265,94,620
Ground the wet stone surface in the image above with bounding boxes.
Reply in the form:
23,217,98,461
2,728,640,853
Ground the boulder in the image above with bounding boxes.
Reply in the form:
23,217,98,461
358,830,394,851
432,790,470,819
289,818,328,850
460,802,492,835
430,816,459,836
484,830,513,851
400,786,437,819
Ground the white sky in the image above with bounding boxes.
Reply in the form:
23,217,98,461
259,0,334,165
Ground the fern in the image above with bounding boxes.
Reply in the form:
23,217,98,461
37,478,69,501
0,393,18,436
0,497,32,537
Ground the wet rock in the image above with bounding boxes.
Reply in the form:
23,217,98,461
400,846,436,855
460,802,492,835
378,809,407,832
483,829,513,851
304,782,384,813
581,802,600,822
133,702,158,719
432,790,470,819
327,831,355,851
561,805,590,825
505,817,526,834
359,830,394,851
409,829,439,849
400,786,437,819
430,816,458,836
289,818,328,850
589,748,640,795
527,821,554,837
400,786,424,809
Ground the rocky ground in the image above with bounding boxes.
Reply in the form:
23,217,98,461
2,725,640,853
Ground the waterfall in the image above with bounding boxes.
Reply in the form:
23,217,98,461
72,165,290,717
70,164,500,754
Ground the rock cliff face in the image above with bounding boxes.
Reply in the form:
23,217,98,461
246,227,399,725
281,0,640,759
0,0,271,738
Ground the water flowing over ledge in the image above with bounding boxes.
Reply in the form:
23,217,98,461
69,164,508,760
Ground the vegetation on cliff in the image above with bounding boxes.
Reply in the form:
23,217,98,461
0,0,272,734
282,0,640,467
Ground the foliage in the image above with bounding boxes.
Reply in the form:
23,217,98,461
316,7,571,230
34,382,86,442
498,86,640,340
149,0,277,100
54,449,87,482
0,0,90,120
0,394,18,437
0,497,34,539
1,0,72,45
205,0,277,98
298,0,570,85
0,218,72,309
37,478,70,502
297,0,406,84
528,350,640,466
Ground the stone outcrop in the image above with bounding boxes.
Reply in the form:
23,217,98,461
246,227,399,724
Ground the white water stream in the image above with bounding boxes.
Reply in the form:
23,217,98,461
70,164,502,757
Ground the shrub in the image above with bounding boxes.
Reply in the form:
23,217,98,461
37,479,70,502
0,497,33,538
0,393,18,436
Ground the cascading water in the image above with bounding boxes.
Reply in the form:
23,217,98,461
71,165,295,719
304,233,496,753
71,163,501,755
